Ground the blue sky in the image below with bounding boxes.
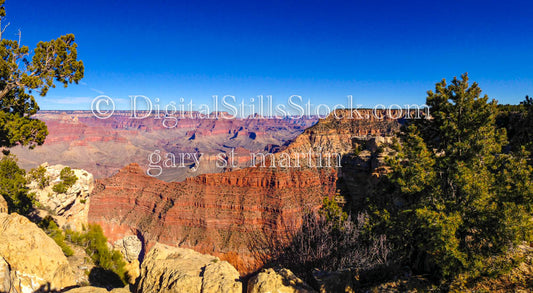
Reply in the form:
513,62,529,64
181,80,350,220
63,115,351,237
4,0,533,111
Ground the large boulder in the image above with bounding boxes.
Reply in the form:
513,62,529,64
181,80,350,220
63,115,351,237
27,163,94,231
247,268,316,293
137,243,242,293
0,213,76,292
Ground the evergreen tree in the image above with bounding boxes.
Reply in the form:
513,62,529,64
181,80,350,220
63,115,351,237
374,74,533,280
0,0,84,152
0,155,33,214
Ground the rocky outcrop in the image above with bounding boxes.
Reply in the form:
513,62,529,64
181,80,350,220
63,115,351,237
247,268,316,293
0,213,76,292
137,243,242,293
0,196,7,214
28,163,94,231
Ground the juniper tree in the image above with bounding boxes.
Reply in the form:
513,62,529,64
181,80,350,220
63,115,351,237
375,74,533,280
0,0,84,151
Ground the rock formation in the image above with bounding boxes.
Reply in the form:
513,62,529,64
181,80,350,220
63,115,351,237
137,243,242,293
27,163,94,231
0,213,76,292
247,268,316,293
113,235,143,263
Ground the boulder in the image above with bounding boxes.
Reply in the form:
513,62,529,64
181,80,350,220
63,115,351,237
247,268,316,293
114,235,142,262
137,243,242,293
312,269,358,293
0,213,76,292
0,257,11,292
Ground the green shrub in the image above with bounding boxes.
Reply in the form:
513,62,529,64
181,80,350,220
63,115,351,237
52,182,68,194
28,165,50,189
52,167,78,194
39,216,74,257
60,167,78,187
66,224,127,285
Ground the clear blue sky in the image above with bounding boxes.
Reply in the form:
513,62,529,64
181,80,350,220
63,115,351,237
4,0,533,111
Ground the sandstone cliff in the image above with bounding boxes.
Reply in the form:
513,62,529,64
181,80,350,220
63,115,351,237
0,213,76,292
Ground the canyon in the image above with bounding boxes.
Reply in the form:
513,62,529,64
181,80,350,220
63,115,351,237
11,111,317,181
87,109,409,273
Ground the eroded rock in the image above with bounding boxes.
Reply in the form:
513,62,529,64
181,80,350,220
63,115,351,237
0,196,7,214
137,243,242,293
0,213,76,292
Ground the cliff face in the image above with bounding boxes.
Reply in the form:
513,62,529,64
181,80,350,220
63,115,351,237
88,163,337,273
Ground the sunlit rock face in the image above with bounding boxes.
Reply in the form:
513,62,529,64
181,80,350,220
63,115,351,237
0,213,76,293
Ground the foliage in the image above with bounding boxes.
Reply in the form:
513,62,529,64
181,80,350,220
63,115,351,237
28,165,49,189
319,197,348,229
38,216,74,257
0,154,33,214
368,74,533,282
497,95,533,161
253,199,391,284
52,167,78,194
60,166,78,186
65,224,127,285
52,182,67,194
0,0,84,151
